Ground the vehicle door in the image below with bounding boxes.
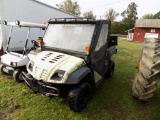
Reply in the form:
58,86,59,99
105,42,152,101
90,21,110,83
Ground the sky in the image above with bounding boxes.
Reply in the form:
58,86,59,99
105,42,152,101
38,0,160,20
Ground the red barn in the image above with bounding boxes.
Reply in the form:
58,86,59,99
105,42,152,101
133,19,160,42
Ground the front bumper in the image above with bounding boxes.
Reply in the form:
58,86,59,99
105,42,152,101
22,72,61,96
2,65,14,74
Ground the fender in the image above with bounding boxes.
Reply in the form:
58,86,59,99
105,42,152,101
65,67,91,84
107,48,117,60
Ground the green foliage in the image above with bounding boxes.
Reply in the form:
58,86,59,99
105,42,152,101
153,11,160,19
121,2,138,31
56,0,81,16
142,14,154,19
0,40,160,119
110,2,138,34
111,21,129,35
83,11,96,19
142,11,160,19
121,2,138,19
104,8,119,22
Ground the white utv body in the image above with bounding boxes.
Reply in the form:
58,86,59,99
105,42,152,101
0,21,46,82
27,51,85,84
23,18,118,112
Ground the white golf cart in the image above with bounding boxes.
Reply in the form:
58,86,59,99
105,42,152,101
0,20,46,82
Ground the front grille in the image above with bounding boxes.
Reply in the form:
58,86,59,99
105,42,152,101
34,66,39,79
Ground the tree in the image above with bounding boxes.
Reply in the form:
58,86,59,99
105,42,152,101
111,21,121,34
142,11,160,19
153,11,160,19
56,0,81,16
142,14,154,19
121,2,138,30
104,8,119,22
83,11,96,19
110,21,127,34
121,2,138,19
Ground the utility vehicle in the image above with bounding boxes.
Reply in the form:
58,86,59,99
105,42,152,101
0,20,46,82
22,18,118,112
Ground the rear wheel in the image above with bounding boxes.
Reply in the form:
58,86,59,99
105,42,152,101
132,38,160,101
105,60,115,78
67,82,91,112
13,69,24,82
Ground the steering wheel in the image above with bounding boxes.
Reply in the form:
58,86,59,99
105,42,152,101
31,40,39,47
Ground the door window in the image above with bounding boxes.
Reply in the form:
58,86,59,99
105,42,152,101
95,24,108,51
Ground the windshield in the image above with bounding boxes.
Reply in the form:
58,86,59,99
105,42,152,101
43,24,95,53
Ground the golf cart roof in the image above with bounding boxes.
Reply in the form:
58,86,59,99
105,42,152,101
3,20,47,28
48,18,110,24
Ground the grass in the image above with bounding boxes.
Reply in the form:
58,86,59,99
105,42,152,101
0,40,160,120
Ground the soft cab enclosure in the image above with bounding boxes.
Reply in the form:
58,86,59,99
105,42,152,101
24,18,118,85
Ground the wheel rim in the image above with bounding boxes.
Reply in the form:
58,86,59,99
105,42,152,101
19,72,23,81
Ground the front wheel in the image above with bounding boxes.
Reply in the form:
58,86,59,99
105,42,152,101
67,82,91,112
13,69,24,82
0,64,7,74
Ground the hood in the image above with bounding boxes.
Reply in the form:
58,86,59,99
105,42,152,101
27,51,85,83
1,52,29,66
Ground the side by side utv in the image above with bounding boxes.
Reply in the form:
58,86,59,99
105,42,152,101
0,21,46,82
22,18,118,112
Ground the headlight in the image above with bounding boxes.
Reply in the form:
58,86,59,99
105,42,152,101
51,70,65,81
58,73,63,78
11,62,17,67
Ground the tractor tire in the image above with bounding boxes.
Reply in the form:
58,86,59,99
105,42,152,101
0,64,7,74
67,82,91,112
132,38,160,101
105,60,115,78
13,69,24,82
